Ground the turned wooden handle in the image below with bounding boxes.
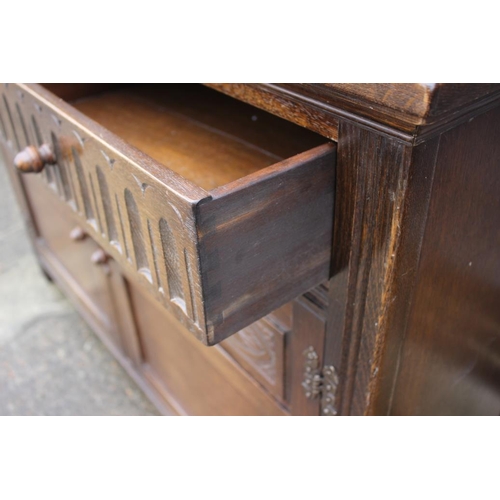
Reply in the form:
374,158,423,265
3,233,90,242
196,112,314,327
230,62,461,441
91,248,109,265
69,226,87,242
14,144,56,173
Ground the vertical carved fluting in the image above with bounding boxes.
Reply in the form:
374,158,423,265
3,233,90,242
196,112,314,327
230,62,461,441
88,172,103,233
124,188,149,275
147,219,162,289
116,193,130,260
33,106,60,194
72,147,94,223
96,165,119,250
183,248,198,324
30,114,51,186
31,115,42,146
2,83,207,341
15,102,31,147
51,132,72,201
2,94,20,149
159,217,185,309
0,102,7,140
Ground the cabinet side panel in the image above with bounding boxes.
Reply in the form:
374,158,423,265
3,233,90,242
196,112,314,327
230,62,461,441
391,106,500,415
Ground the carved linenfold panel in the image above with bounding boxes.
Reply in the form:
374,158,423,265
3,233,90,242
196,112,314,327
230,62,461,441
0,83,208,342
221,317,286,401
225,323,277,385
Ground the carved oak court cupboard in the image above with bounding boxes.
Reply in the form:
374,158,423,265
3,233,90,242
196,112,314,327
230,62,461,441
1,83,499,415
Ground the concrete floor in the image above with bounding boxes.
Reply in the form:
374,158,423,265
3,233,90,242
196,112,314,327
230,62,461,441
0,158,159,415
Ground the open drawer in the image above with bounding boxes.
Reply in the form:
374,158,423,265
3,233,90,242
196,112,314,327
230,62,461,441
0,83,336,345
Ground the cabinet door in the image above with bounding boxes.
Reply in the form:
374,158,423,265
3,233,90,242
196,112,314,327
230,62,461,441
125,275,328,416
127,282,289,416
19,172,122,352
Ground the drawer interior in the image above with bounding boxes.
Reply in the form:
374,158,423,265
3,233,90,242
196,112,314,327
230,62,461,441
44,84,325,191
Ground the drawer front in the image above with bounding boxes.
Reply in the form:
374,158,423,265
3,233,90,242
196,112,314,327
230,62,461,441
0,83,336,345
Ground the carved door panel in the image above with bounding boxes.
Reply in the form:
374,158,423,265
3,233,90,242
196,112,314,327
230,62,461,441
221,286,330,416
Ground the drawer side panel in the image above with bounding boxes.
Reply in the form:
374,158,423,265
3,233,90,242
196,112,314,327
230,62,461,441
197,144,336,344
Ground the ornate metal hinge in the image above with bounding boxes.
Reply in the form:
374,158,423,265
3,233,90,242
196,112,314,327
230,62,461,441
302,346,339,416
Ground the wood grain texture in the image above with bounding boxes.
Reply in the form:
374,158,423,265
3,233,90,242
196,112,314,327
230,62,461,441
1,83,209,343
387,106,500,415
73,88,278,191
207,83,500,144
197,144,336,344
128,283,288,416
6,83,499,416
325,106,500,416
221,316,286,403
287,296,327,416
19,173,120,344
1,83,335,345
365,136,442,415
325,121,413,416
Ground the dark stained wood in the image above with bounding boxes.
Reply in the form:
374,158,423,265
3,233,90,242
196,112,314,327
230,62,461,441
325,121,413,415
197,144,336,344
207,83,500,143
365,136,442,415
325,101,500,416
3,82,500,416
205,83,341,141
287,296,327,416
41,83,122,102
386,106,500,415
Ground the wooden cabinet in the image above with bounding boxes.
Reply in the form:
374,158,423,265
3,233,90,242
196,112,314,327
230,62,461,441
1,82,500,415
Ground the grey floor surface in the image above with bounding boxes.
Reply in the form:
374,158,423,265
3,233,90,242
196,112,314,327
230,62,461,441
0,158,159,415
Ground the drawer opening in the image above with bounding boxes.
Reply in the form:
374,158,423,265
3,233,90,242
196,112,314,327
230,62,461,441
45,83,326,191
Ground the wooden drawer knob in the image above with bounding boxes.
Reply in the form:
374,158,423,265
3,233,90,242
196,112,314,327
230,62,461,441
90,248,109,265
14,144,56,173
69,226,87,242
